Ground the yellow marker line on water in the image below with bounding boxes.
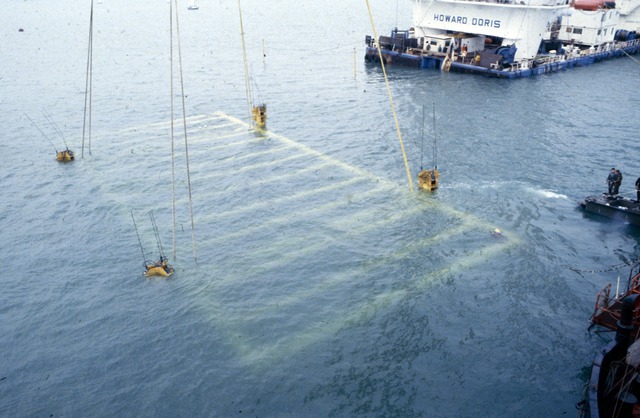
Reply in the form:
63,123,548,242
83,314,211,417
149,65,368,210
174,152,317,199
235,238,331,278
225,236,521,367
188,138,254,155
214,111,392,183
203,218,494,324
194,176,368,228
228,219,479,315
205,113,509,233
201,121,239,130
106,114,224,136
93,111,509,248
192,144,297,169
326,202,426,233
198,194,423,282
206,113,508,232
196,182,394,248
188,128,250,144
193,161,334,195
79,110,524,368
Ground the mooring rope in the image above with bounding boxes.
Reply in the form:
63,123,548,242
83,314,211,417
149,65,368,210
173,0,197,263
130,210,147,263
364,0,413,191
568,257,640,274
170,0,177,260
82,0,94,158
238,0,253,127
621,48,640,65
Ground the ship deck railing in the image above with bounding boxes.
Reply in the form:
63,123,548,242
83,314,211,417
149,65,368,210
591,273,640,333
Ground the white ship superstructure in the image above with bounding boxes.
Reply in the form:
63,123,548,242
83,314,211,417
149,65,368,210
364,0,640,77
617,0,640,32
558,2,619,47
411,0,571,61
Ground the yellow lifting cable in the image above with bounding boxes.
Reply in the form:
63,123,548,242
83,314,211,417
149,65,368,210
364,0,414,191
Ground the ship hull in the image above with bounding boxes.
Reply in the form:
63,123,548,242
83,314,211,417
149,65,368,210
580,194,640,226
365,40,640,78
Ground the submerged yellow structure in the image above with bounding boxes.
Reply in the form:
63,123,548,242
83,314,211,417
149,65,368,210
144,256,174,278
417,168,439,192
56,149,74,162
252,104,267,129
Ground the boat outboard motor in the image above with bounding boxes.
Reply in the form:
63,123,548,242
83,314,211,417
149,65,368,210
616,294,639,347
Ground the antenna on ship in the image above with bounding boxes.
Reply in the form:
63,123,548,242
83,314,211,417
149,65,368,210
417,103,439,192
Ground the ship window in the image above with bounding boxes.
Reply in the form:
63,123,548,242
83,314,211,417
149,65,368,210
603,28,607,35
566,27,572,33
573,28,583,34
598,29,601,35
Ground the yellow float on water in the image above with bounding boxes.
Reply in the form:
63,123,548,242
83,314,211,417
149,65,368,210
417,168,439,192
56,149,74,162
144,257,174,278
252,104,267,129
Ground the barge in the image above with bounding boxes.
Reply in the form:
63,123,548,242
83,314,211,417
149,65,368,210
365,0,640,78
580,194,640,227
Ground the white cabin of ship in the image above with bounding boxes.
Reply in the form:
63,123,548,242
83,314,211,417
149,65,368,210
412,0,571,61
617,0,640,31
559,5,620,46
422,34,454,55
419,33,486,56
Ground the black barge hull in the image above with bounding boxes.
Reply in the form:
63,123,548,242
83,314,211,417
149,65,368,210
580,195,640,226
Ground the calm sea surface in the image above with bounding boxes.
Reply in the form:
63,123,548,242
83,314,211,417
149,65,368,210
2,0,640,416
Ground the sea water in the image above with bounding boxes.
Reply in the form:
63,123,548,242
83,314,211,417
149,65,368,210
2,0,640,416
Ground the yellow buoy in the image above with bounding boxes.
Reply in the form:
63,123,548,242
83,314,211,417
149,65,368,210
417,168,439,192
56,149,75,162
144,257,174,278
252,104,267,129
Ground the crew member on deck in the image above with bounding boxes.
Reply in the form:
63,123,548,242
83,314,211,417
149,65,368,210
607,168,617,195
614,169,623,195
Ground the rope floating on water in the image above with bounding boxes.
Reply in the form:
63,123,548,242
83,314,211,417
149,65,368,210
567,256,640,274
